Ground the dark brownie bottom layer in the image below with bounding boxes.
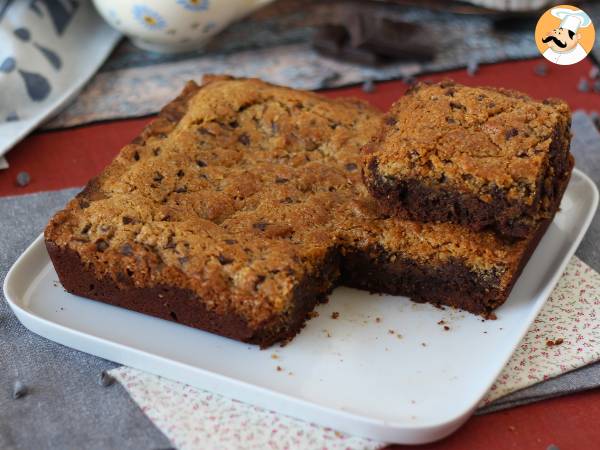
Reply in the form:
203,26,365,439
365,144,573,241
46,242,340,348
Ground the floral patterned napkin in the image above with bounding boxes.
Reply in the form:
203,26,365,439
110,255,600,450
0,0,120,161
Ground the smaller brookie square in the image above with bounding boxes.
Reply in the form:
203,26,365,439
363,81,574,239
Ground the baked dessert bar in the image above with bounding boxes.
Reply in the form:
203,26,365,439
363,81,573,239
45,77,570,347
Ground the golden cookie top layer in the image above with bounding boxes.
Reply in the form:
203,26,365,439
368,81,571,203
46,77,532,326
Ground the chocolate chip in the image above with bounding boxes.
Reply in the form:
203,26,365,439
217,254,233,265
153,172,164,182
253,222,268,231
403,75,416,86
254,275,266,290
164,237,176,249
79,200,90,209
175,186,188,193
16,171,30,187
445,117,455,124
224,239,237,245
487,101,496,109
133,151,140,161
178,256,188,265
238,133,250,146
120,244,134,256
449,102,465,111
99,371,115,387
505,128,519,140
229,120,239,128
345,163,358,171
281,197,294,204
361,79,375,93
198,127,215,136
81,223,91,234
385,117,397,126
196,160,207,167
578,78,590,93
444,88,456,97
122,216,134,225
275,177,289,184
95,239,109,252
534,62,548,76
176,169,185,178
466,59,479,76
271,122,279,134
12,380,27,399
153,147,161,156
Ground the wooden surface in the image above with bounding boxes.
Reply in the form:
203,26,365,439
1,57,599,448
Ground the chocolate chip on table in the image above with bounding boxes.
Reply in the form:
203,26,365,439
98,370,115,387
577,78,590,93
534,62,548,76
402,75,416,86
466,59,479,77
12,380,27,399
361,79,375,93
15,171,30,187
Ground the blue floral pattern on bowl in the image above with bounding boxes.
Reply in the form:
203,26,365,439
176,0,210,11
132,4,166,30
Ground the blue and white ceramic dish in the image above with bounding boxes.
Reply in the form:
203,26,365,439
92,0,275,53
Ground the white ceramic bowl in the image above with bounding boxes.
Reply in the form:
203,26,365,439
92,0,274,53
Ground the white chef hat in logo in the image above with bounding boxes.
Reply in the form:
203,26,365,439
550,7,592,33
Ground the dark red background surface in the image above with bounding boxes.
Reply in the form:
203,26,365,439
1,57,599,448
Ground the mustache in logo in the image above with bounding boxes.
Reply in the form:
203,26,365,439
542,35,567,48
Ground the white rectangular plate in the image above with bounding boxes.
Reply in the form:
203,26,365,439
4,169,598,445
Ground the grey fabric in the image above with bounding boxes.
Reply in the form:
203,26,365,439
572,111,600,273
0,188,171,450
478,362,600,414
0,112,599,446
